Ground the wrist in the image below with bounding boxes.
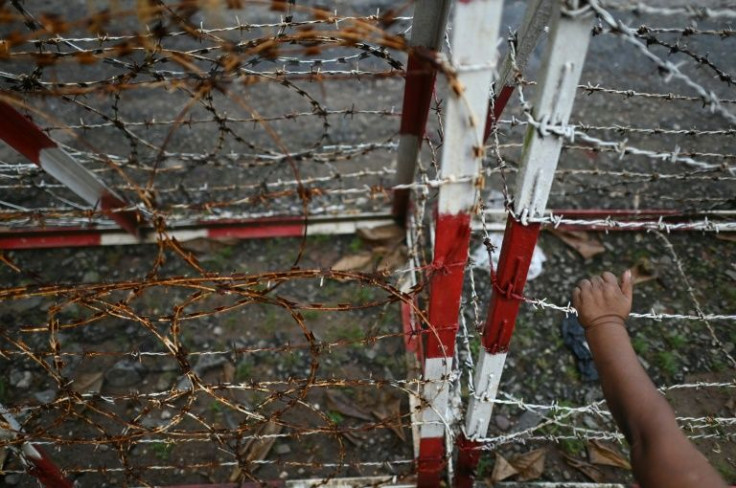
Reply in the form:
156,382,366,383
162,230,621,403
583,314,627,333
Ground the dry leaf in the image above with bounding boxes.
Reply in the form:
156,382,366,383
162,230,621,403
629,257,657,285
71,371,104,394
325,390,372,421
371,396,405,441
357,224,403,244
715,233,736,243
588,440,631,470
229,420,282,480
377,245,408,274
222,362,235,384
332,252,373,271
510,447,547,481
563,453,603,482
491,453,519,483
550,230,606,260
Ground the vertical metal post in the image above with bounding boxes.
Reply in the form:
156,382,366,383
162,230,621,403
417,1,503,486
1,404,74,488
483,0,554,141
455,3,594,487
392,0,451,225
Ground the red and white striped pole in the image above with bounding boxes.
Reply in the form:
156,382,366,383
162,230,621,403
483,0,553,142
455,3,594,487
416,1,503,486
0,100,142,237
0,403,73,488
392,0,451,225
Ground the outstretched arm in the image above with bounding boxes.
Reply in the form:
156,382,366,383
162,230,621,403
573,271,726,488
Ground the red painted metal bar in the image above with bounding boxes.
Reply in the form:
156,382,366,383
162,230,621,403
0,404,73,488
0,100,142,237
455,217,540,488
392,1,451,225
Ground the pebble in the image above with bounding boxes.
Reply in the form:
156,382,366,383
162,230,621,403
10,370,32,389
275,444,291,455
4,474,20,485
105,360,145,387
213,326,223,336
724,342,735,354
34,389,56,404
160,410,172,420
494,414,511,431
82,270,100,283
279,471,289,479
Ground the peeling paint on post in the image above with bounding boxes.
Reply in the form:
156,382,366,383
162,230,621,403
455,3,594,487
416,0,504,486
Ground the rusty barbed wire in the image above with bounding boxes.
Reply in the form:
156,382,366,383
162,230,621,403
0,0,734,486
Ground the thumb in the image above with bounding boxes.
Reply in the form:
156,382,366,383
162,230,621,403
620,269,633,299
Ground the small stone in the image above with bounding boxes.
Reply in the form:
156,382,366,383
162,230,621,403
275,444,291,455
105,360,145,387
10,370,32,389
213,326,223,336
4,474,20,485
160,410,172,420
583,415,599,429
724,342,735,353
494,415,511,431
279,471,289,479
34,389,56,404
511,409,546,433
82,270,100,283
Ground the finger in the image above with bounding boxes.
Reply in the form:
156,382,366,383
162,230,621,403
577,278,592,289
602,271,617,284
572,287,582,307
620,269,634,299
591,275,604,288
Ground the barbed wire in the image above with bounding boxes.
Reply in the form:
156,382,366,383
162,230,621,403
0,0,734,485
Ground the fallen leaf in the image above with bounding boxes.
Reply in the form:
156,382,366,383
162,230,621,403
371,396,406,441
715,233,736,243
563,453,603,482
331,252,373,271
588,440,631,470
510,447,547,481
71,371,104,394
222,362,235,384
550,230,605,260
357,224,403,244
325,390,372,421
491,453,519,483
377,245,408,274
229,420,282,480
629,257,657,285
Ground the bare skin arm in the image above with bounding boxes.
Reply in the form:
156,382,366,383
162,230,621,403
573,271,726,488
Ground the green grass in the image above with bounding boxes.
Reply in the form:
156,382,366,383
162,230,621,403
656,350,679,376
348,237,363,253
631,335,649,355
302,309,320,321
560,438,586,456
327,411,344,424
151,441,173,461
665,332,686,349
235,362,253,382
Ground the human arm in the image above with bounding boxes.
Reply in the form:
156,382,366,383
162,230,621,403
573,271,727,488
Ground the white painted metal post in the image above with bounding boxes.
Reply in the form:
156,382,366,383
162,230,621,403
484,0,554,140
417,1,503,486
393,0,451,224
455,2,594,487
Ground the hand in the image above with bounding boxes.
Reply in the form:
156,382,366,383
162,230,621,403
572,270,633,331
